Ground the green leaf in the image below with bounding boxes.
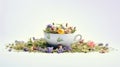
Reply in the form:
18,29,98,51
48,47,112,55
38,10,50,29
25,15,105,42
47,34,50,39
57,37,63,42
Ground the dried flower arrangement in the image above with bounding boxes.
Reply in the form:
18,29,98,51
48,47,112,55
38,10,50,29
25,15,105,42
6,23,110,53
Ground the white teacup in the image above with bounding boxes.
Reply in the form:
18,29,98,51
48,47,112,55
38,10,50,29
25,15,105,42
44,32,82,46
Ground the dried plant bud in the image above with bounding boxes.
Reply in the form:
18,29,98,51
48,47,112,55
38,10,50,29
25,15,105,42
33,37,35,40
105,43,109,46
79,39,84,43
68,27,72,30
64,29,71,34
66,23,68,27
52,22,54,25
74,27,76,30
98,43,103,46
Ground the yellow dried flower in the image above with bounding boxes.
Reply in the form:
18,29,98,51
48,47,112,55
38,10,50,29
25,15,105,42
57,29,64,34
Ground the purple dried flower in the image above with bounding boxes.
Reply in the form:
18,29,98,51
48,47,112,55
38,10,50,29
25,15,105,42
63,46,72,51
23,47,29,52
32,37,35,41
47,24,52,28
47,47,53,53
57,48,64,53
105,43,109,46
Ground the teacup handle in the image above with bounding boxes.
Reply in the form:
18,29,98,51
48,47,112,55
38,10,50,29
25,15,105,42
74,34,82,41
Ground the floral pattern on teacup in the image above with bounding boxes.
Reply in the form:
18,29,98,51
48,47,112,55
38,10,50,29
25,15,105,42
57,37,63,42
47,33,50,39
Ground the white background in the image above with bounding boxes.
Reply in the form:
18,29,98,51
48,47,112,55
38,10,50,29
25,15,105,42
0,0,120,67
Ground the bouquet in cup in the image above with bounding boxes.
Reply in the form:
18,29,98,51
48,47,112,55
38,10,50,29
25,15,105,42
44,23,76,34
